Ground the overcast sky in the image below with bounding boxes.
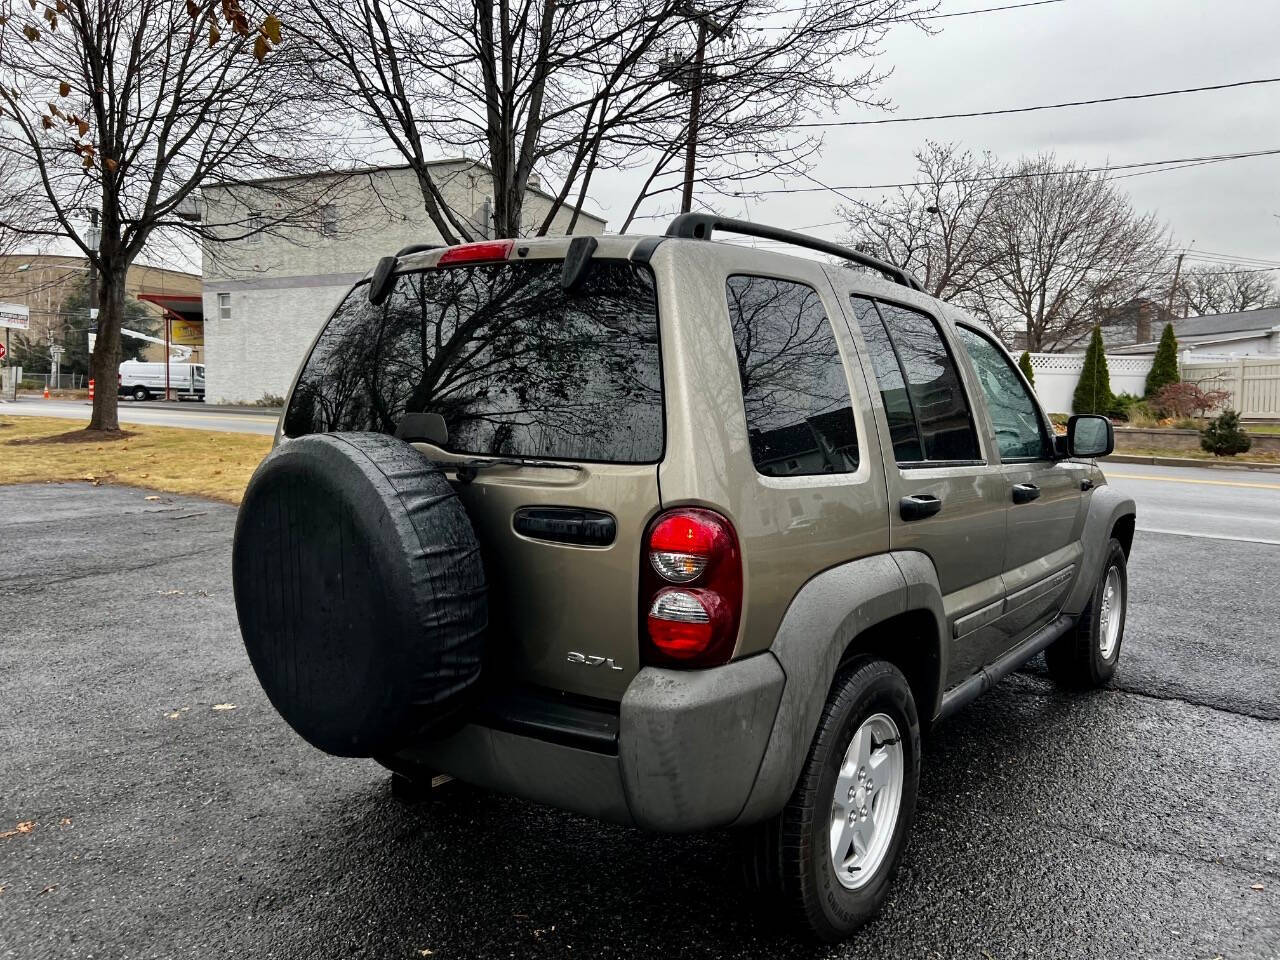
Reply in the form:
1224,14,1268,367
593,0,1280,270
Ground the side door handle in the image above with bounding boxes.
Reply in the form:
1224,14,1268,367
1080,478,1094,492
1012,482,1041,504
899,494,942,521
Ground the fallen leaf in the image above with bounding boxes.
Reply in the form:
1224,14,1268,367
212,703,236,711
417,951,434,958
159,589,184,596
1251,883,1265,891
0,821,36,839
144,495,161,501
166,711,181,719
59,818,71,827
38,885,56,895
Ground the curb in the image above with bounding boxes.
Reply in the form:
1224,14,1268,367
1103,453,1280,473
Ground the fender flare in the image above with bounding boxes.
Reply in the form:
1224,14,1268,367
1062,484,1136,615
733,551,946,825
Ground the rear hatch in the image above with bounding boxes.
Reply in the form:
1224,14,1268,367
280,240,664,701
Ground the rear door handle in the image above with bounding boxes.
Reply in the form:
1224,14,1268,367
899,494,942,521
1012,482,1041,504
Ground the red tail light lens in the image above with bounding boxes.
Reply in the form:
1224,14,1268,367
641,508,741,667
437,240,514,266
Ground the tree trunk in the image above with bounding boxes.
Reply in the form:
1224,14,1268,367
88,262,128,432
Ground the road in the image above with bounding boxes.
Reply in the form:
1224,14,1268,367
0,396,279,435
0,468,1277,959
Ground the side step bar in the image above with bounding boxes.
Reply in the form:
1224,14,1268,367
936,614,1075,723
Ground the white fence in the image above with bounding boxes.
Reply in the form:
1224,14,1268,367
1027,354,1152,414
1027,351,1280,418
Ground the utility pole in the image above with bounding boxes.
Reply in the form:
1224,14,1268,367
1164,251,1184,332
680,18,709,214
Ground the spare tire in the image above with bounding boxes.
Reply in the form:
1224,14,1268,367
232,432,486,757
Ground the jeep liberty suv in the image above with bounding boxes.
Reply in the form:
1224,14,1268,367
232,214,1136,942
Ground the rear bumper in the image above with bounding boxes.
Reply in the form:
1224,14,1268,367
391,652,786,832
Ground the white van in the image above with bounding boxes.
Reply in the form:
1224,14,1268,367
118,361,206,401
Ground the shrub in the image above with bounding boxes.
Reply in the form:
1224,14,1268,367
1144,323,1179,397
1200,409,1252,457
1108,391,1141,422
1152,381,1231,419
1018,350,1035,386
1072,326,1113,415
254,393,285,407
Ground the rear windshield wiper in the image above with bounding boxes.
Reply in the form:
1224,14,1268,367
435,457,585,484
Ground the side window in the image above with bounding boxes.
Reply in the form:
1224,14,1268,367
726,275,859,477
850,297,923,463
874,302,981,463
955,326,1051,460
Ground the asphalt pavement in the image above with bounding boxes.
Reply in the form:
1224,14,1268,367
1,471,1277,959
0,397,279,435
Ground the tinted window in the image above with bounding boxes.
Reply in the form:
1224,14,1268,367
283,260,663,463
875,302,981,462
850,297,923,463
956,326,1050,460
727,276,858,477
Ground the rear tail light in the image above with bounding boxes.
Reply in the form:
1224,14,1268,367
437,239,514,266
641,508,742,667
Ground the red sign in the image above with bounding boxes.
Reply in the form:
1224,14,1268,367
0,342,7,360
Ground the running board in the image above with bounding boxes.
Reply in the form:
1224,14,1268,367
936,614,1075,723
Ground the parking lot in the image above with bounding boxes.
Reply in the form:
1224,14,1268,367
2,473,1277,960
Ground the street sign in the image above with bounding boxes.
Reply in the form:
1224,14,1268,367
0,303,30,331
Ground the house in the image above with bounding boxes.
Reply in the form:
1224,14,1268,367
1111,306,1280,357
198,160,607,406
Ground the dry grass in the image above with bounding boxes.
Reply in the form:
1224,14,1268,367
0,416,272,504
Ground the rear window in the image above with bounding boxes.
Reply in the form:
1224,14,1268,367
283,259,664,463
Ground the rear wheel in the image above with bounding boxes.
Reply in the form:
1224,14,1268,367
1046,538,1127,687
131,386,150,401
743,659,920,941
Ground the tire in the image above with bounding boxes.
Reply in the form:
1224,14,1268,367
1046,538,1127,688
131,386,150,401
743,659,921,941
232,432,487,757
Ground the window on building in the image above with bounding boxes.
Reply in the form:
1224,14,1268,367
217,293,231,321
247,210,264,243
726,275,858,477
955,325,1051,461
850,297,981,464
320,204,338,238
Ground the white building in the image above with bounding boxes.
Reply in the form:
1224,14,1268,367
1110,307,1280,358
199,160,606,405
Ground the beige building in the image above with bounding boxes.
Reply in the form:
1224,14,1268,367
0,254,203,374
199,160,607,405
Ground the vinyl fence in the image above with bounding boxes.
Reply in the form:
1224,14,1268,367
1026,352,1280,419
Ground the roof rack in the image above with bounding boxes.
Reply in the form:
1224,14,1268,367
664,213,924,291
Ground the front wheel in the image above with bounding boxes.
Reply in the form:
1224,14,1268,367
743,658,921,941
131,386,150,402
1046,538,1128,687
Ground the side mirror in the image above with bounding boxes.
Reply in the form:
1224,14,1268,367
1067,414,1113,458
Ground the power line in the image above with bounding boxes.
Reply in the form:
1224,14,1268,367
792,76,1280,128
730,148,1280,193
753,0,1065,31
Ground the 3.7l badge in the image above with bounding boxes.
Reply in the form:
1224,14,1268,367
566,651,624,670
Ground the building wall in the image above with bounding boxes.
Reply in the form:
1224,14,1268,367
201,162,606,405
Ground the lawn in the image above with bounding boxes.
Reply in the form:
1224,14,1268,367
0,416,272,504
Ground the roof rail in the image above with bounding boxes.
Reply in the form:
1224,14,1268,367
664,213,924,291
395,243,443,258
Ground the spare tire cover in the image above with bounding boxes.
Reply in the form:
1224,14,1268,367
232,432,486,757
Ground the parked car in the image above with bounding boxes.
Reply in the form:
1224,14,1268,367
118,360,205,401
231,217,1135,942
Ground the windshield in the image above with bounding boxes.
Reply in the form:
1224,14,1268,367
282,258,664,463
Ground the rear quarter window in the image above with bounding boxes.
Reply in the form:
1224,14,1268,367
283,259,664,464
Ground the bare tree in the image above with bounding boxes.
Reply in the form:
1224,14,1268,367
974,155,1171,351
837,141,1002,301
0,0,327,431
1177,263,1280,317
292,0,933,241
